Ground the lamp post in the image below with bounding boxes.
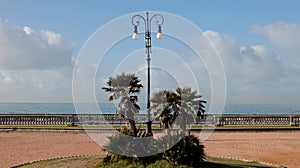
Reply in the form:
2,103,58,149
131,12,164,136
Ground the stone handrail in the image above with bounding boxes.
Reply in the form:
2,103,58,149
0,114,73,126
215,114,300,126
0,114,299,126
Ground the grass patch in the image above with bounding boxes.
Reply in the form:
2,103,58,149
205,156,276,168
16,155,102,168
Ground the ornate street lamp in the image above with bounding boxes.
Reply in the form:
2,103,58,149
131,11,164,136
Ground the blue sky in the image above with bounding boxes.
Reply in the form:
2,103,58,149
0,0,300,104
2,0,299,48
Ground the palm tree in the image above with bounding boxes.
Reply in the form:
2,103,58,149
151,90,177,129
174,87,206,131
151,87,206,131
102,73,143,136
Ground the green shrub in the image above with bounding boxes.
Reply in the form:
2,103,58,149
159,131,205,167
103,129,205,167
103,127,162,165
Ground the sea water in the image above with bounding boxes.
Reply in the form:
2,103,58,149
0,103,299,114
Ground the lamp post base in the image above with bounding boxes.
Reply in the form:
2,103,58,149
145,121,153,136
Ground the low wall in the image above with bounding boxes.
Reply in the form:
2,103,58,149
0,114,73,126
216,114,300,126
0,114,299,126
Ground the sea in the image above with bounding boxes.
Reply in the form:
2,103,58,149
0,103,299,115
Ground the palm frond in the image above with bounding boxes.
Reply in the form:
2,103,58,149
151,87,206,130
102,87,112,92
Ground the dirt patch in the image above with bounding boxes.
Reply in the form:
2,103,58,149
202,132,300,168
0,132,106,168
1,131,299,168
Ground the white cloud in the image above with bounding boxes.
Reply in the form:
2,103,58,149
0,19,74,102
23,26,34,35
41,30,63,45
0,71,17,84
195,30,281,83
251,21,300,61
0,70,73,102
257,22,300,104
192,28,300,104
97,27,299,104
1,18,299,104
0,19,73,70
239,45,283,82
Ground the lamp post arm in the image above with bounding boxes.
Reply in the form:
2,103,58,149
149,14,164,31
132,13,164,34
131,15,146,31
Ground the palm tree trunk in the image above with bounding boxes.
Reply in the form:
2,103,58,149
129,119,137,137
181,120,186,132
180,114,187,132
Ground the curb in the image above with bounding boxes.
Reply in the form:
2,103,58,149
10,154,102,168
213,156,287,168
